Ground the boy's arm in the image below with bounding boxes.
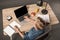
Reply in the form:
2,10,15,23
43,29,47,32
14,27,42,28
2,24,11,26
17,30,24,38
24,16,39,30
14,26,24,38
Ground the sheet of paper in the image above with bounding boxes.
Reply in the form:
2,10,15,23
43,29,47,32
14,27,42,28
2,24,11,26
3,26,15,37
9,21,21,28
36,14,50,23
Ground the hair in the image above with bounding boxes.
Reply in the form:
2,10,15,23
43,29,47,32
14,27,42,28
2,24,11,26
35,17,45,30
37,17,45,25
37,17,49,26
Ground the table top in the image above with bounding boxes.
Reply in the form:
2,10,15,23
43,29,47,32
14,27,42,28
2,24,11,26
2,3,59,35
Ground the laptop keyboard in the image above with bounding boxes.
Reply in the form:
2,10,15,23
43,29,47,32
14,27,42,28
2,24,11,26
18,13,30,22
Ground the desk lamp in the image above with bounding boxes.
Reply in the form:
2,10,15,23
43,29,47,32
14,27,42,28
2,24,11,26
37,0,43,6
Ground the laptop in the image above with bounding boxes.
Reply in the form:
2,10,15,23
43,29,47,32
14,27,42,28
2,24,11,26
14,5,30,22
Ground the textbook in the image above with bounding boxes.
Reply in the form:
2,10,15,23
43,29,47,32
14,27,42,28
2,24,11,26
3,21,21,37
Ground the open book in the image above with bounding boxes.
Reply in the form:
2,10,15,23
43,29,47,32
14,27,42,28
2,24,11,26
3,21,21,37
36,14,50,23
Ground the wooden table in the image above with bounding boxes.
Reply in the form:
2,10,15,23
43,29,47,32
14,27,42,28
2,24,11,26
2,3,59,35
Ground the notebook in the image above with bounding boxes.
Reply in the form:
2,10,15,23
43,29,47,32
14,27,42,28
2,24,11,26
3,21,21,37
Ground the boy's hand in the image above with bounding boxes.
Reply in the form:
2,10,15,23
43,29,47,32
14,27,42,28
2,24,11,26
24,16,30,22
14,26,20,33
24,16,28,19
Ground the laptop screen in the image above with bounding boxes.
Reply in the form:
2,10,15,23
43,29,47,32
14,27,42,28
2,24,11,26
14,6,28,18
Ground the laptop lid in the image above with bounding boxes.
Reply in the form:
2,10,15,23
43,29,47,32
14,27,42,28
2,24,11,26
14,5,28,18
